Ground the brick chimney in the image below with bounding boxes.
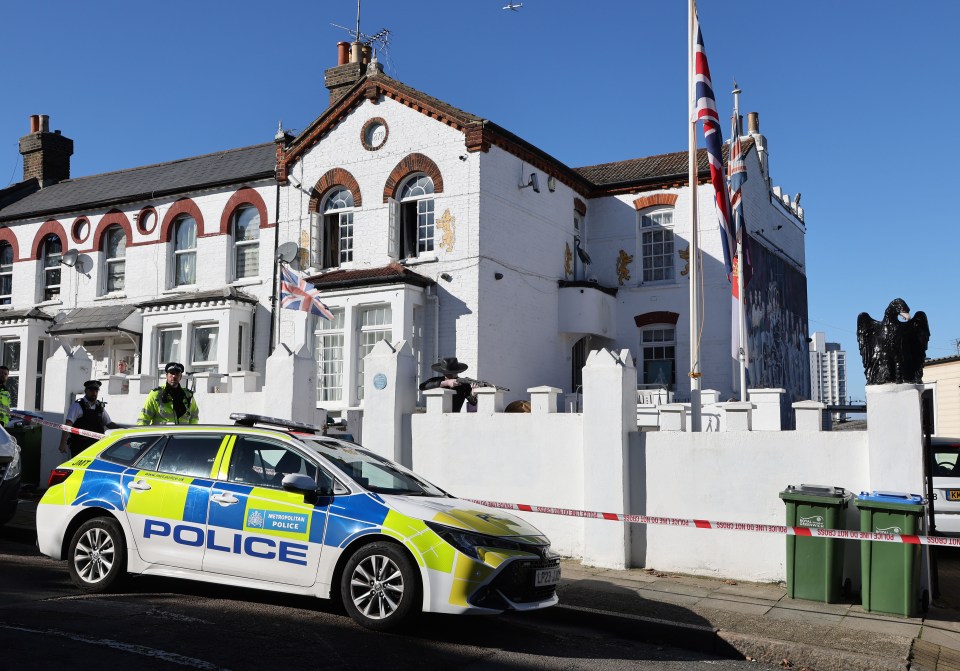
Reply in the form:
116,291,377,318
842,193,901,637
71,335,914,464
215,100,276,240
19,114,74,186
324,41,382,106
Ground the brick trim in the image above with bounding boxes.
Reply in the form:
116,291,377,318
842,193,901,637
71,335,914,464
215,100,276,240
136,206,159,235
382,153,443,203
89,210,134,254
159,198,205,242
633,194,678,211
634,311,680,328
219,187,271,236
360,117,389,151
574,198,587,216
0,229,20,263
308,169,363,212
71,216,91,244
30,220,67,261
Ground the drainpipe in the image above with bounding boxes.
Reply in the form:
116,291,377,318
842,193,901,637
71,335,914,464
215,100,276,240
268,178,281,356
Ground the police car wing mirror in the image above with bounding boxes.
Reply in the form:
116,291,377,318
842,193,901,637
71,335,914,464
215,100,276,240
281,473,319,495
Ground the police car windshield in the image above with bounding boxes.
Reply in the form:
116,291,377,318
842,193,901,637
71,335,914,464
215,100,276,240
305,439,447,497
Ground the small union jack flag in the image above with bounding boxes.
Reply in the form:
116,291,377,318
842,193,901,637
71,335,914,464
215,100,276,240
279,264,334,320
693,10,735,278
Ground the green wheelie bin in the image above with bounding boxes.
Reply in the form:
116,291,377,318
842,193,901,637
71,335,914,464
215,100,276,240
779,484,851,603
856,491,926,617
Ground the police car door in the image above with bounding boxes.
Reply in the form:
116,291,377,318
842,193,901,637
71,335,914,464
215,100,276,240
202,435,328,587
122,433,226,570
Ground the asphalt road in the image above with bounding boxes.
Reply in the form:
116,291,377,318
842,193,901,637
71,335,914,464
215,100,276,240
0,515,778,671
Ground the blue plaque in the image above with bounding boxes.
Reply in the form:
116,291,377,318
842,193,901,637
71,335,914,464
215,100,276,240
373,373,388,390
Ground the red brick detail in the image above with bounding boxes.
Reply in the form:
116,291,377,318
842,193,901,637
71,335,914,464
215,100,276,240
308,169,363,212
382,153,444,203
360,117,389,152
574,198,587,216
30,220,68,261
0,228,20,263
634,311,680,328
464,125,490,153
89,210,134,254
633,194,678,211
219,187,271,236
136,206,159,235
70,217,91,244
160,198,205,242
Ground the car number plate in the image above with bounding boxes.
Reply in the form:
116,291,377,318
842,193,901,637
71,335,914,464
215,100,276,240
534,567,561,587
948,490,960,502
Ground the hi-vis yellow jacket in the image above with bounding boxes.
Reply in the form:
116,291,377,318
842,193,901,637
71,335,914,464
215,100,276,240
137,385,199,425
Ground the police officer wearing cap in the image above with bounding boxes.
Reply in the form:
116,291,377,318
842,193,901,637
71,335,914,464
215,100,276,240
137,362,199,425
59,380,120,457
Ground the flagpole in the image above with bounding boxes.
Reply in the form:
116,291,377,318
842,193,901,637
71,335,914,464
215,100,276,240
732,85,747,402
688,0,702,432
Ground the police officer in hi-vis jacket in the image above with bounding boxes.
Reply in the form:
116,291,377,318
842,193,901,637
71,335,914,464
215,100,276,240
137,362,199,425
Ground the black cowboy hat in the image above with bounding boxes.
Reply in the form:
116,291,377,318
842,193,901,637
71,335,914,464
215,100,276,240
431,357,468,375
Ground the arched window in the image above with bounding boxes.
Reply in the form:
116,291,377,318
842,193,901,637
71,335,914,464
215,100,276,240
173,215,197,286
41,234,62,301
232,206,260,280
315,187,354,269
0,243,12,305
397,174,434,260
103,225,126,293
638,208,675,283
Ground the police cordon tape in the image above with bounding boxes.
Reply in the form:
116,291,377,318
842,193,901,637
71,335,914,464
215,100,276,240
11,408,957,549
465,498,960,548
9,410,107,441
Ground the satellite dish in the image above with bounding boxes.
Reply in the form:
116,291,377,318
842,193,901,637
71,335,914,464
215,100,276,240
53,311,68,324
277,242,300,263
60,249,79,268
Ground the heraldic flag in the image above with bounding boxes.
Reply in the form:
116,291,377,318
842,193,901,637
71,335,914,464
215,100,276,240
280,264,334,320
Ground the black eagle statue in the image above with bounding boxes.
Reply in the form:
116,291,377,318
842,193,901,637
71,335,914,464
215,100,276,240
856,298,930,385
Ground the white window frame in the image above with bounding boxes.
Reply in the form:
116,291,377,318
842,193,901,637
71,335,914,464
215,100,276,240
355,304,392,402
232,206,260,280
156,327,182,384
314,308,345,403
1,338,20,408
102,225,126,294
190,323,220,374
0,242,12,305
639,325,676,388
398,174,435,260
316,188,354,269
172,216,197,287
638,209,675,284
41,234,62,301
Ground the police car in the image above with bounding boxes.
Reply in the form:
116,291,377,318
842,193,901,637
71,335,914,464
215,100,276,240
36,414,560,630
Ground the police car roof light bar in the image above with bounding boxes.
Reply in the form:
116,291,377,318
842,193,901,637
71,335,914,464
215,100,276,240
229,413,322,434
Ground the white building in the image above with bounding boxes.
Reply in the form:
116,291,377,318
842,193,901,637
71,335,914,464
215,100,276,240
808,332,848,416
0,45,810,429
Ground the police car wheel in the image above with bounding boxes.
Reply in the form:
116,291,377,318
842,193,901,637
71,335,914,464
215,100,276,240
341,542,419,630
67,518,127,593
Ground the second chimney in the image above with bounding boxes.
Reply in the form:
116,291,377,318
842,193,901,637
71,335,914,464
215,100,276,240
19,115,74,186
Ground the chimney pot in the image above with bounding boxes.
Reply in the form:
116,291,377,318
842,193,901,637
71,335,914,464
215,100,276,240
361,44,372,64
337,41,349,65
350,41,362,63
747,112,760,135
29,115,40,133
39,115,49,133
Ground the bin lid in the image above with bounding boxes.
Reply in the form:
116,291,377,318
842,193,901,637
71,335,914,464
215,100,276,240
779,484,852,504
856,491,924,505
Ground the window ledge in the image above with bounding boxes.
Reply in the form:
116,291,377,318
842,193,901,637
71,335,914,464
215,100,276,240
162,285,198,294
35,299,63,308
400,254,438,267
230,278,263,288
94,292,127,301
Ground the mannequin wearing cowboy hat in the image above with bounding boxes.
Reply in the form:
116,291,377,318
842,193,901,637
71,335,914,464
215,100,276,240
59,380,120,457
418,357,477,412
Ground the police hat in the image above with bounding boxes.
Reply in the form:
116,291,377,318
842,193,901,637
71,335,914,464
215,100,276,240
164,362,185,374
83,380,102,390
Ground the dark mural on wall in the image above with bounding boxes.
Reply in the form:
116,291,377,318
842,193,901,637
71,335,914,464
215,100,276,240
744,242,810,401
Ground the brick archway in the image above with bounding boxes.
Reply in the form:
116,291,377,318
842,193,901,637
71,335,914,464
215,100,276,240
219,187,271,235
31,220,68,261
0,229,21,263
90,209,134,253
634,311,680,328
633,194,678,211
308,168,363,213
382,153,444,203
159,198,205,242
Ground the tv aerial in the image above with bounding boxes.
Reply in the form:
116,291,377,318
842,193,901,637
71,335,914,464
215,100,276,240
331,1,392,67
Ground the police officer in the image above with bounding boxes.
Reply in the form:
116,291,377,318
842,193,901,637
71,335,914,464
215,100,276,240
59,380,120,457
137,362,199,425
0,365,11,426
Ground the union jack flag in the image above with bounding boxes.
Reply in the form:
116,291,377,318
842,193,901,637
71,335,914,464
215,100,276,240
279,264,334,320
728,109,752,288
693,10,735,277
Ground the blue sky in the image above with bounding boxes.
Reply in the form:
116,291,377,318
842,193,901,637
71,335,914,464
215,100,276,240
2,1,956,402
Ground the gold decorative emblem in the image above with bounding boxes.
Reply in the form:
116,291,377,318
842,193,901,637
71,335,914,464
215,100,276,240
616,249,633,286
298,230,310,268
564,242,572,277
679,245,690,277
436,209,456,253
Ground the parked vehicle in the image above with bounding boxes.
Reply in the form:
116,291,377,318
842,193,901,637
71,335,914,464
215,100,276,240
36,414,560,630
931,438,960,534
